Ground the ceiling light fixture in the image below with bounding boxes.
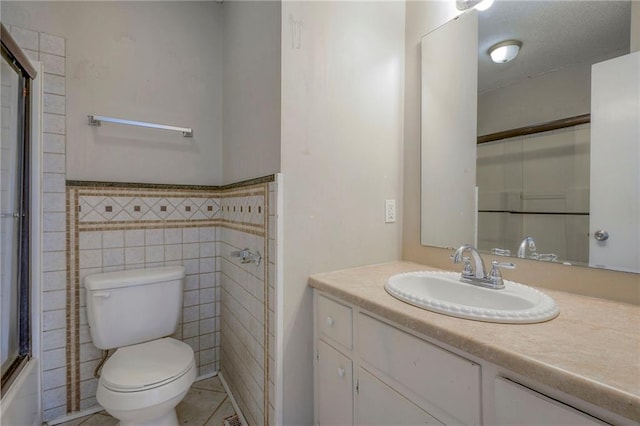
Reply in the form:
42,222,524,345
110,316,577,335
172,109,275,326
488,40,522,64
456,0,494,11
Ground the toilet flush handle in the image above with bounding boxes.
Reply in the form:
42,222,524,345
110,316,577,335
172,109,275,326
93,291,111,298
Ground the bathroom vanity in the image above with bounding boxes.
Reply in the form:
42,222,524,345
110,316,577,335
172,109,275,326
309,262,639,425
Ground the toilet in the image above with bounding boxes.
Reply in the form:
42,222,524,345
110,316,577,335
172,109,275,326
84,266,196,426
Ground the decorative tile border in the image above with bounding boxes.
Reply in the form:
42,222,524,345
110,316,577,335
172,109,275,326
65,177,274,415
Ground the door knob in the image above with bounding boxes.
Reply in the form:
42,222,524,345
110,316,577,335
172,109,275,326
594,230,609,241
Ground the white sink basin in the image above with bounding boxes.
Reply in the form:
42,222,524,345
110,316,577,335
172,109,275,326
385,271,559,324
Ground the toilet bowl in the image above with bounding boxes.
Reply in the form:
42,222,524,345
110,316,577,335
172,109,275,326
97,338,196,426
84,267,194,426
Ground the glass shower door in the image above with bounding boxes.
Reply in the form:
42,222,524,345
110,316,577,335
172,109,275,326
1,46,25,379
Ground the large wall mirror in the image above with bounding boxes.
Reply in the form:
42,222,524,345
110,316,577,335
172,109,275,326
421,1,640,274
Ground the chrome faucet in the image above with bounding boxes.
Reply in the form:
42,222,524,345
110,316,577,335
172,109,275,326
452,244,515,289
517,236,537,259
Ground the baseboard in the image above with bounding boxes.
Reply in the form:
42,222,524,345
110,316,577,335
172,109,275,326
195,370,218,382
218,371,249,426
46,405,104,426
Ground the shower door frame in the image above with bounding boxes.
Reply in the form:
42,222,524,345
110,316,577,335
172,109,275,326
1,23,37,395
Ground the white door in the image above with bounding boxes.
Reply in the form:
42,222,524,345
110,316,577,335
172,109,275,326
589,51,640,272
316,340,353,426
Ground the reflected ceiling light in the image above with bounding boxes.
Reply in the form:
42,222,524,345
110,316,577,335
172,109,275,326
456,0,494,11
488,40,522,64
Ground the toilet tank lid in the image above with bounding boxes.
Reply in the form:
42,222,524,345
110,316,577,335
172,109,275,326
84,266,185,291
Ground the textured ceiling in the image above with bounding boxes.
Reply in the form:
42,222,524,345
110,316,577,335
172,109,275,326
478,0,631,93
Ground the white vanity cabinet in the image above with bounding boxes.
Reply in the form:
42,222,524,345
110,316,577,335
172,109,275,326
314,290,625,426
314,292,480,425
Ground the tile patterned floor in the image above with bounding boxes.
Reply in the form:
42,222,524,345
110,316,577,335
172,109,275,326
55,376,237,426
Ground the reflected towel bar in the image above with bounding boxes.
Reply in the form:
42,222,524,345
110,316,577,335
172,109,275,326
88,115,193,137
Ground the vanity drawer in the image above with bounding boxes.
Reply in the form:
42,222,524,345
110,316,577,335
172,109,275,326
358,313,481,425
316,294,353,350
494,377,608,425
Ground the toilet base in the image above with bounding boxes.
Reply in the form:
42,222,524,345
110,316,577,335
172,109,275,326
118,409,178,426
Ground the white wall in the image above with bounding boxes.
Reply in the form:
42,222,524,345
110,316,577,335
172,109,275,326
3,1,223,185
221,0,281,185
280,2,405,423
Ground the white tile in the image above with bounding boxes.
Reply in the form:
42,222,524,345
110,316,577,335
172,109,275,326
199,242,215,258
79,267,102,284
43,232,65,252
146,245,164,263
43,93,65,115
43,172,66,193
43,73,65,96
199,258,215,274
43,310,65,331
43,133,66,154
43,386,66,411
183,228,199,243
183,306,199,323
200,288,215,304
80,249,102,269
40,52,65,76
43,251,66,272
200,272,215,288
42,271,66,291
125,247,145,265
185,274,199,291
43,290,66,311
43,114,65,136
145,229,164,245
200,332,215,350
165,244,182,261
183,243,199,259
43,152,65,173
42,329,66,351
102,230,124,248
103,248,124,267
9,26,39,50
125,229,145,247
43,212,65,232
200,303,215,319
43,367,66,391
165,228,182,244
43,406,66,423
183,259,199,275
40,33,65,56
42,347,66,371
183,290,199,307
199,227,216,242
43,193,65,213
200,318,215,334
183,321,199,339
80,342,102,362
80,378,98,397
79,231,102,250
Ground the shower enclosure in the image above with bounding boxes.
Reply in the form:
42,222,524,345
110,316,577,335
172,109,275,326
1,23,36,395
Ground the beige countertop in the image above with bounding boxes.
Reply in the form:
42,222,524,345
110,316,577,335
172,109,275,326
308,261,640,422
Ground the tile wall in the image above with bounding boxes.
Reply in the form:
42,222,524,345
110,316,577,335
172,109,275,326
7,25,69,423
65,183,221,413
219,178,278,426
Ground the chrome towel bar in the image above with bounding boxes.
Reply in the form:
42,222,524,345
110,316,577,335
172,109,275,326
88,115,193,137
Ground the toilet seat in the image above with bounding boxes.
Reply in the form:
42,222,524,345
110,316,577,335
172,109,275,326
101,338,194,392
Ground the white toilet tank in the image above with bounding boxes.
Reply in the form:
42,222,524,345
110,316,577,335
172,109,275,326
84,266,185,349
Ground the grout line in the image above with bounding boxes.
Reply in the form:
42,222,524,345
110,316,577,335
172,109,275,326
203,395,229,425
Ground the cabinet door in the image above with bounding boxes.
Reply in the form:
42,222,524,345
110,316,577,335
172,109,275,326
316,340,353,425
494,377,607,425
357,368,443,426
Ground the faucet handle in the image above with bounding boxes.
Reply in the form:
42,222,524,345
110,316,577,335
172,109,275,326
461,256,474,276
488,261,515,289
491,248,511,256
